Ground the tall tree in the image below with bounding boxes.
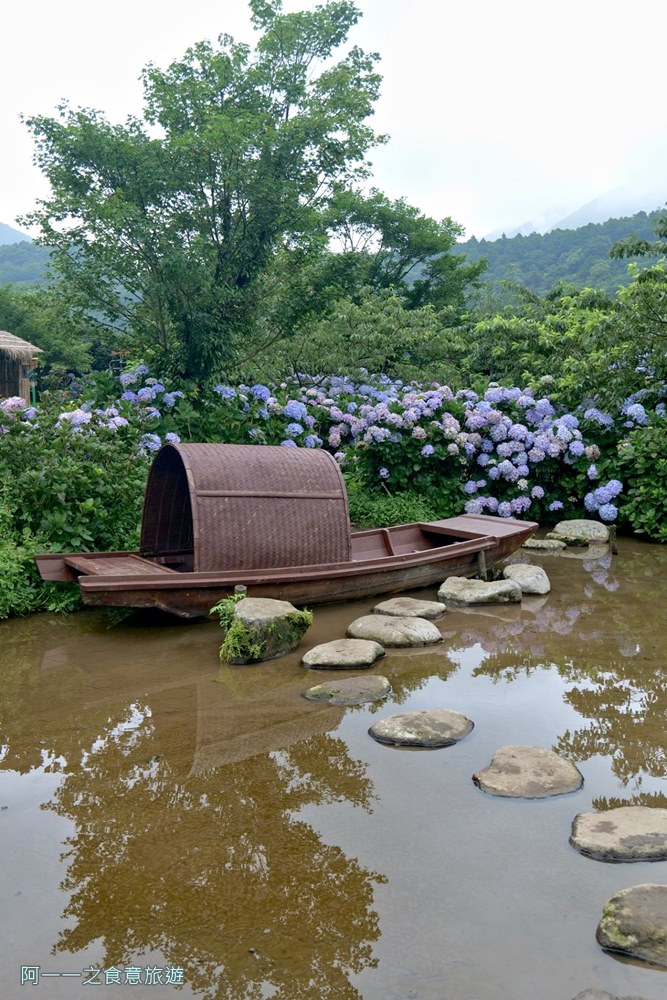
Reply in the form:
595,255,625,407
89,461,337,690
22,0,383,379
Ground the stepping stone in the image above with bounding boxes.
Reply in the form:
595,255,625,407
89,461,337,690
503,563,551,595
303,675,391,706
572,992,652,1000
472,745,584,798
437,577,522,605
547,519,609,545
373,596,446,619
347,615,442,647
522,538,567,551
570,806,667,862
302,638,385,670
596,884,667,968
223,597,312,664
369,709,473,748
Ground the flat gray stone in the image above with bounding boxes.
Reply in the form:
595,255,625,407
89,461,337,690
303,675,391,706
548,519,610,544
596,884,667,968
302,638,385,670
438,577,522,605
522,537,567,551
369,709,473,748
472,745,584,798
347,615,442,647
571,806,667,862
373,596,446,619
503,563,551,595
572,992,652,1000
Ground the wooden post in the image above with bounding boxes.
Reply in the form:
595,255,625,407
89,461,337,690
477,550,488,581
608,525,618,556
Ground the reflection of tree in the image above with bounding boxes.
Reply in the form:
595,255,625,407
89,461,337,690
592,791,667,811
450,541,667,788
45,712,383,999
556,663,667,784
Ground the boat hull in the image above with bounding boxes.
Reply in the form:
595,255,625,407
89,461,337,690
36,515,537,618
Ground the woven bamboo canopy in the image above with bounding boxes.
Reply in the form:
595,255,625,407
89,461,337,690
140,443,352,573
0,330,43,361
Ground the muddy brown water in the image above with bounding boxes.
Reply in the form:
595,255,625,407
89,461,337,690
1,538,666,1000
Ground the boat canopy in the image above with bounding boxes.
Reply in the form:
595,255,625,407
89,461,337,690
140,443,352,572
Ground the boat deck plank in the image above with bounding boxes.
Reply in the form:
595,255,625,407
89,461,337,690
64,554,178,577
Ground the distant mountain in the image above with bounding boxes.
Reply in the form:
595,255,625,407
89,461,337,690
457,209,664,297
0,222,31,245
0,240,51,285
484,185,666,241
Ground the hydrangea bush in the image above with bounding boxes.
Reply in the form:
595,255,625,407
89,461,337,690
1,368,665,617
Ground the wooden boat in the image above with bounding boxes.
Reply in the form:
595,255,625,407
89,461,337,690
35,443,537,618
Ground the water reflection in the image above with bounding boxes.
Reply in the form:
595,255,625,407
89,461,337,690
0,620,385,999
1,538,666,1000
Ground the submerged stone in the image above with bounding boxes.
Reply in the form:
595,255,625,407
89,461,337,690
547,519,609,545
570,806,667,862
522,538,567,551
369,708,473,748
347,615,442,647
303,675,391,706
437,577,522,605
373,596,446,619
503,563,551,595
302,638,385,670
472,745,584,798
222,597,312,664
596,884,667,968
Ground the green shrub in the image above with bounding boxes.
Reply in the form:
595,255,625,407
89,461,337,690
618,419,667,541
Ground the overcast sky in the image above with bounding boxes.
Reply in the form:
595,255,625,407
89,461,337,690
2,0,666,239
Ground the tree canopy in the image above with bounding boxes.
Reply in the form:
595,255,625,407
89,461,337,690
23,0,385,379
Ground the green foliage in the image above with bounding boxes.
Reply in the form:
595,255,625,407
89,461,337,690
618,418,667,541
0,497,42,619
0,284,93,376
459,284,618,407
210,592,246,629
346,487,442,528
262,287,466,383
22,0,384,380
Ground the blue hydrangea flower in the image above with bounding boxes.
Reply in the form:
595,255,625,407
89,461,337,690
598,503,618,522
497,501,513,517
304,434,322,448
283,399,308,422
548,500,564,512
165,432,181,444
214,385,237,400
119,372,137,387
379,467,390,479
587,464,599,480
531,485,545,499
285,422,304,437
280,439,298,448
421,444,435,457
568,440,585,456
251,384,271,401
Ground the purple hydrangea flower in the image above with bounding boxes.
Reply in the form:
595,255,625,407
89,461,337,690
531,485,545,499
280,439,298,448
548,500,564,512
379,467,390,479
165,432,181,443
497,501,513,517
587,464,599,480
421,444,435,457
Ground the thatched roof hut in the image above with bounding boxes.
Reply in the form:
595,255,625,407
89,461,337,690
0,331,43,404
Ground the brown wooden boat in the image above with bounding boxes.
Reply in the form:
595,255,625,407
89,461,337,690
35,443,537,618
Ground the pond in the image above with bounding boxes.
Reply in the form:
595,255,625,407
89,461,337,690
0,538,665,1000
